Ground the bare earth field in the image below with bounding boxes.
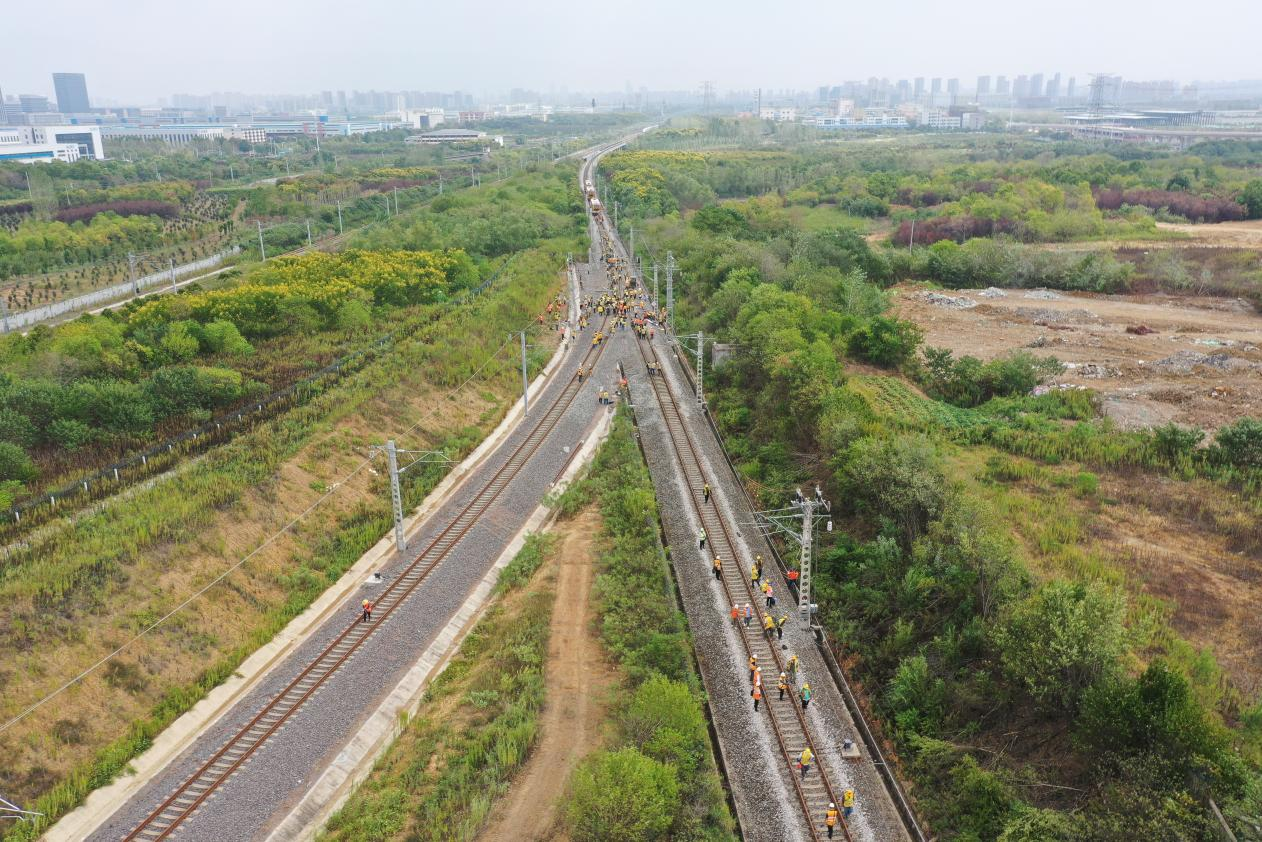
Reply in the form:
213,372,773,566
894,283,1262,430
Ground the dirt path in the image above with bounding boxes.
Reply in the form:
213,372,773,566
482,510,613,841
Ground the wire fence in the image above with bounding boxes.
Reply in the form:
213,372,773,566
1,247,241,332
0,262,513,549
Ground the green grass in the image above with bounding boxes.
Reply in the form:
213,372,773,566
0,244,568,842
560,411,736,842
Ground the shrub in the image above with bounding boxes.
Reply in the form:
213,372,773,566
992,580,1126,712
920,348,1063,407
1078,661,1242,797
1211,417,1262,468
566,747,680,842
885,654,946,736
847,315,922,368
48,418,94,451
841,435,946,544
621,676,708,777
1149,422,1205,462
0,407,37,448
0,441,35,482
998,806,1074,841
1094,188,1245,223
1241,179,1262,219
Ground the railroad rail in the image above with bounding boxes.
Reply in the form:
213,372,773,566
633,335,850,841
122,143,627,842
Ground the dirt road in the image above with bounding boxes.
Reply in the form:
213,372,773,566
482,511,612,841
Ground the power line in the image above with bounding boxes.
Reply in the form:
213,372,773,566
0,311,539,737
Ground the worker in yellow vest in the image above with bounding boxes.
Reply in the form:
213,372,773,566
825,803,840,838
799,746,813,779
843,788,855,818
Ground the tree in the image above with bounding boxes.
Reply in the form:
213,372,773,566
847,315,922,368
1239,179,1262,219
691,204,750,238
841,435,946,545
992,580,1126,711
566,748,680,842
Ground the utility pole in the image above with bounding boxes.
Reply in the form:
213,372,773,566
629,225,634,268
0,298,10,334
257,220,266,260
754,485,832,630
613,200,619,229
169,258,176,291
305,219,313,246
336,200,343,234
665,251,675,333
909,218,916,249
393,186,399,215
128,252,139,294
369,442,453,555
679,332,706,404
519,331,530,417
438,172,444,194
652,263,660,313
386,440,404,552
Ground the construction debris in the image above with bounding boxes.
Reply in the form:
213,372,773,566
918,291,977,310
1126,324,1157,335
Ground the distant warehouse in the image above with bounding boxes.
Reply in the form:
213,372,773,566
406,128,487,144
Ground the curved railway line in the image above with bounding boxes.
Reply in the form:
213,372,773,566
121,142,627,842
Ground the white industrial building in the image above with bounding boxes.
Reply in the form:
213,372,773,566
759,105,798,123
101,124,266,144
0,125,102,162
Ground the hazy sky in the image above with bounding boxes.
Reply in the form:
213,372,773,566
5,0,1261,103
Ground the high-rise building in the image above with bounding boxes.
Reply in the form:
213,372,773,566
931,77,942,94
996,75,1010,95
976,75,991,96
1029,73,1044,98
53,73,90,113
914,77,925,99
19,94,51,113
947,78,960,96
1046,73,1061,99
1013,75,1029,99
1066,77,1077,99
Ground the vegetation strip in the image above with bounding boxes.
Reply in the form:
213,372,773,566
602,126,1261,839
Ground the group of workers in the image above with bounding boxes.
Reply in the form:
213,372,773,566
702,491,862,831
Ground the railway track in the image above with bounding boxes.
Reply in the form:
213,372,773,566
122,147,628,842
632,335,851,842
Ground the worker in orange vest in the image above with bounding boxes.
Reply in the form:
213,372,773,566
713,556,723,580
360,599,372,622
752,682,763,711
825,803,840,837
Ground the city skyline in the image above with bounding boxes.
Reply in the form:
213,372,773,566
3,0,1261,103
